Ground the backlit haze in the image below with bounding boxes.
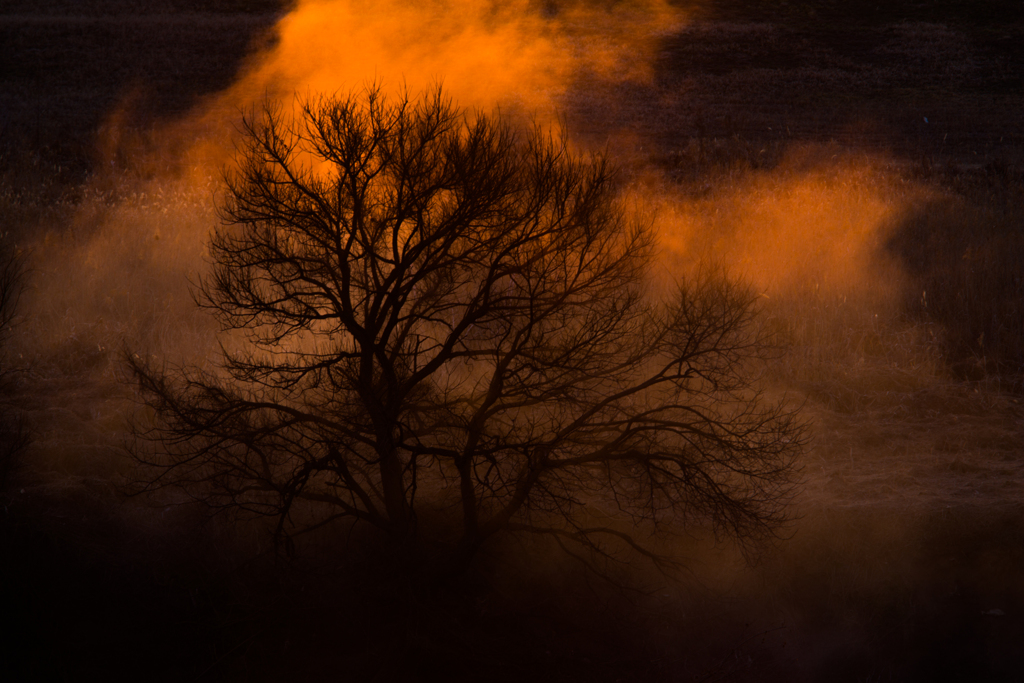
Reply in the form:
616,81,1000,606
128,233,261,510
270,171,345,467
87,0,923,341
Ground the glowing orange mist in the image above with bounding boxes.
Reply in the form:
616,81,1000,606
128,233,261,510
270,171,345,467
89,0,931,362
172,0,685,177
649,151,923,313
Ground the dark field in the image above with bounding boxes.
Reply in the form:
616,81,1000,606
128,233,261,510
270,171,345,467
3,1,1024,681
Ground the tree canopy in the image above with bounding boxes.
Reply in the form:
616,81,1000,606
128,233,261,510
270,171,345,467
128,84,804,573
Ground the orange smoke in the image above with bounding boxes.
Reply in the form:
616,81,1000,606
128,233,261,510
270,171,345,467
236,0,680,105
82,0,936,375
178,0,915,317
161,0,685,179
651,151,923,313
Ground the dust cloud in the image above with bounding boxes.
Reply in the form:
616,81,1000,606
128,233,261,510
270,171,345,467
118,1,925,361
18,0,940,550
649,149,920,315
16,0,942,477
176,0,686,174
18,0,947,452
20,0,695,365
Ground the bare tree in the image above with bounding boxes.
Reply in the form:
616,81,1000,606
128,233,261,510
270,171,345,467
127,84,804,573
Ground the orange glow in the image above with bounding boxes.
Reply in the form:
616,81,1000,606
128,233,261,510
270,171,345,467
649,151,927,314
152,0,686,179
236,0,680,106
82,0,934,369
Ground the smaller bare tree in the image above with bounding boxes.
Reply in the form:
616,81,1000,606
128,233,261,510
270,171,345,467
127,84,804,574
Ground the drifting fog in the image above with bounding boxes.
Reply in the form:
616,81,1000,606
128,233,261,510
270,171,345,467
18,0,933,383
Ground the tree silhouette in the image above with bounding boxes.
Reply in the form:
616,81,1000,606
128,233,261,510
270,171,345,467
127,84,803,573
